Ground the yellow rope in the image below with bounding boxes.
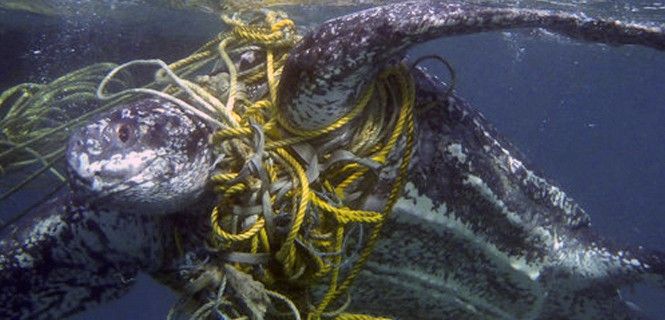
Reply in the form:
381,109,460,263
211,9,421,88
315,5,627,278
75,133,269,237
2,8,408,320
211,207,266,242
273,147,311,276
234,25,282,42
241,52,289,84
210,65,414,319
266,49,278,105
309,226,344,320
332,67,416,303
336,314,391,320
191,11,415,320
311,194,383,224
167,50,214,71
276,82,376,138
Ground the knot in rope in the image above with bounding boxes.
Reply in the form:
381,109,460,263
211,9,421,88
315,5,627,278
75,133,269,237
208,20,416,315
103,10,417,320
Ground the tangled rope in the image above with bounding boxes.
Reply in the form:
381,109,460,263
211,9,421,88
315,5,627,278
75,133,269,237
0,63,137,226
1,7,416,319
205,12,416,319
122,10,417,319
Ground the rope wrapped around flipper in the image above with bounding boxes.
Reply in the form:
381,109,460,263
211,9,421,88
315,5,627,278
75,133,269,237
0,8,415,319
205,12,416,320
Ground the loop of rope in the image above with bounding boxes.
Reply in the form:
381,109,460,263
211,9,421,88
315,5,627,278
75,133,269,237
410,54,456,98
208,25,416,316
201,12,417,320
212,206,266,242
20,9,416,320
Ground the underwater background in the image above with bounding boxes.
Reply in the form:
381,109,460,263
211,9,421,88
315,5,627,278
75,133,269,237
0,1,663,318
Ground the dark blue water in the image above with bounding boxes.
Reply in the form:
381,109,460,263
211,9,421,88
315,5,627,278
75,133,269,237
1,4,664,319
413,32,665,317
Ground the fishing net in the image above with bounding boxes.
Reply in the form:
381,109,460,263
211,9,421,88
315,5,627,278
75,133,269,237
0,6,415,320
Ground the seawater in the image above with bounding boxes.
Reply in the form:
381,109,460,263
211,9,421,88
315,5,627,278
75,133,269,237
0,1,663,318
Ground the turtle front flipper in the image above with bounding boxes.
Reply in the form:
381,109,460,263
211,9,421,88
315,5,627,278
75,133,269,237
347,67,665,319
537,228,665,319
0,194,168,319
0,97,215,319
277,0,665,132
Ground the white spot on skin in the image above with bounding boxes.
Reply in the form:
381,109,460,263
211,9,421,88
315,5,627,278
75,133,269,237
76,153,90,177
16,252,34,268
28,214,66,245
446,143,467,163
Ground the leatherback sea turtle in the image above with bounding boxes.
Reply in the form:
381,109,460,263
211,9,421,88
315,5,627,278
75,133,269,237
1,1,664,319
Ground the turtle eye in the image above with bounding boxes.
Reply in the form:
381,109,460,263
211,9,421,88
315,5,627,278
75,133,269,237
111,122,136,146
117,124,131,143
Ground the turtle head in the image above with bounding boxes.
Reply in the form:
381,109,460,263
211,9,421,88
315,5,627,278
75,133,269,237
66,98,213,215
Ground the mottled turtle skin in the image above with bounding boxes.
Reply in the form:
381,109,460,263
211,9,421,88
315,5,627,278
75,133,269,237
2,1,665,319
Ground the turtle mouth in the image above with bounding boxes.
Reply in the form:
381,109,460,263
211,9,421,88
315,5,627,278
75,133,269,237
67,147,158,198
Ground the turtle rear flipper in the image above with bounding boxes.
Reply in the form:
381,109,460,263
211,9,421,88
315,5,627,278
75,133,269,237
539,227,665,319
553,229,665,287
538,280,657,320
